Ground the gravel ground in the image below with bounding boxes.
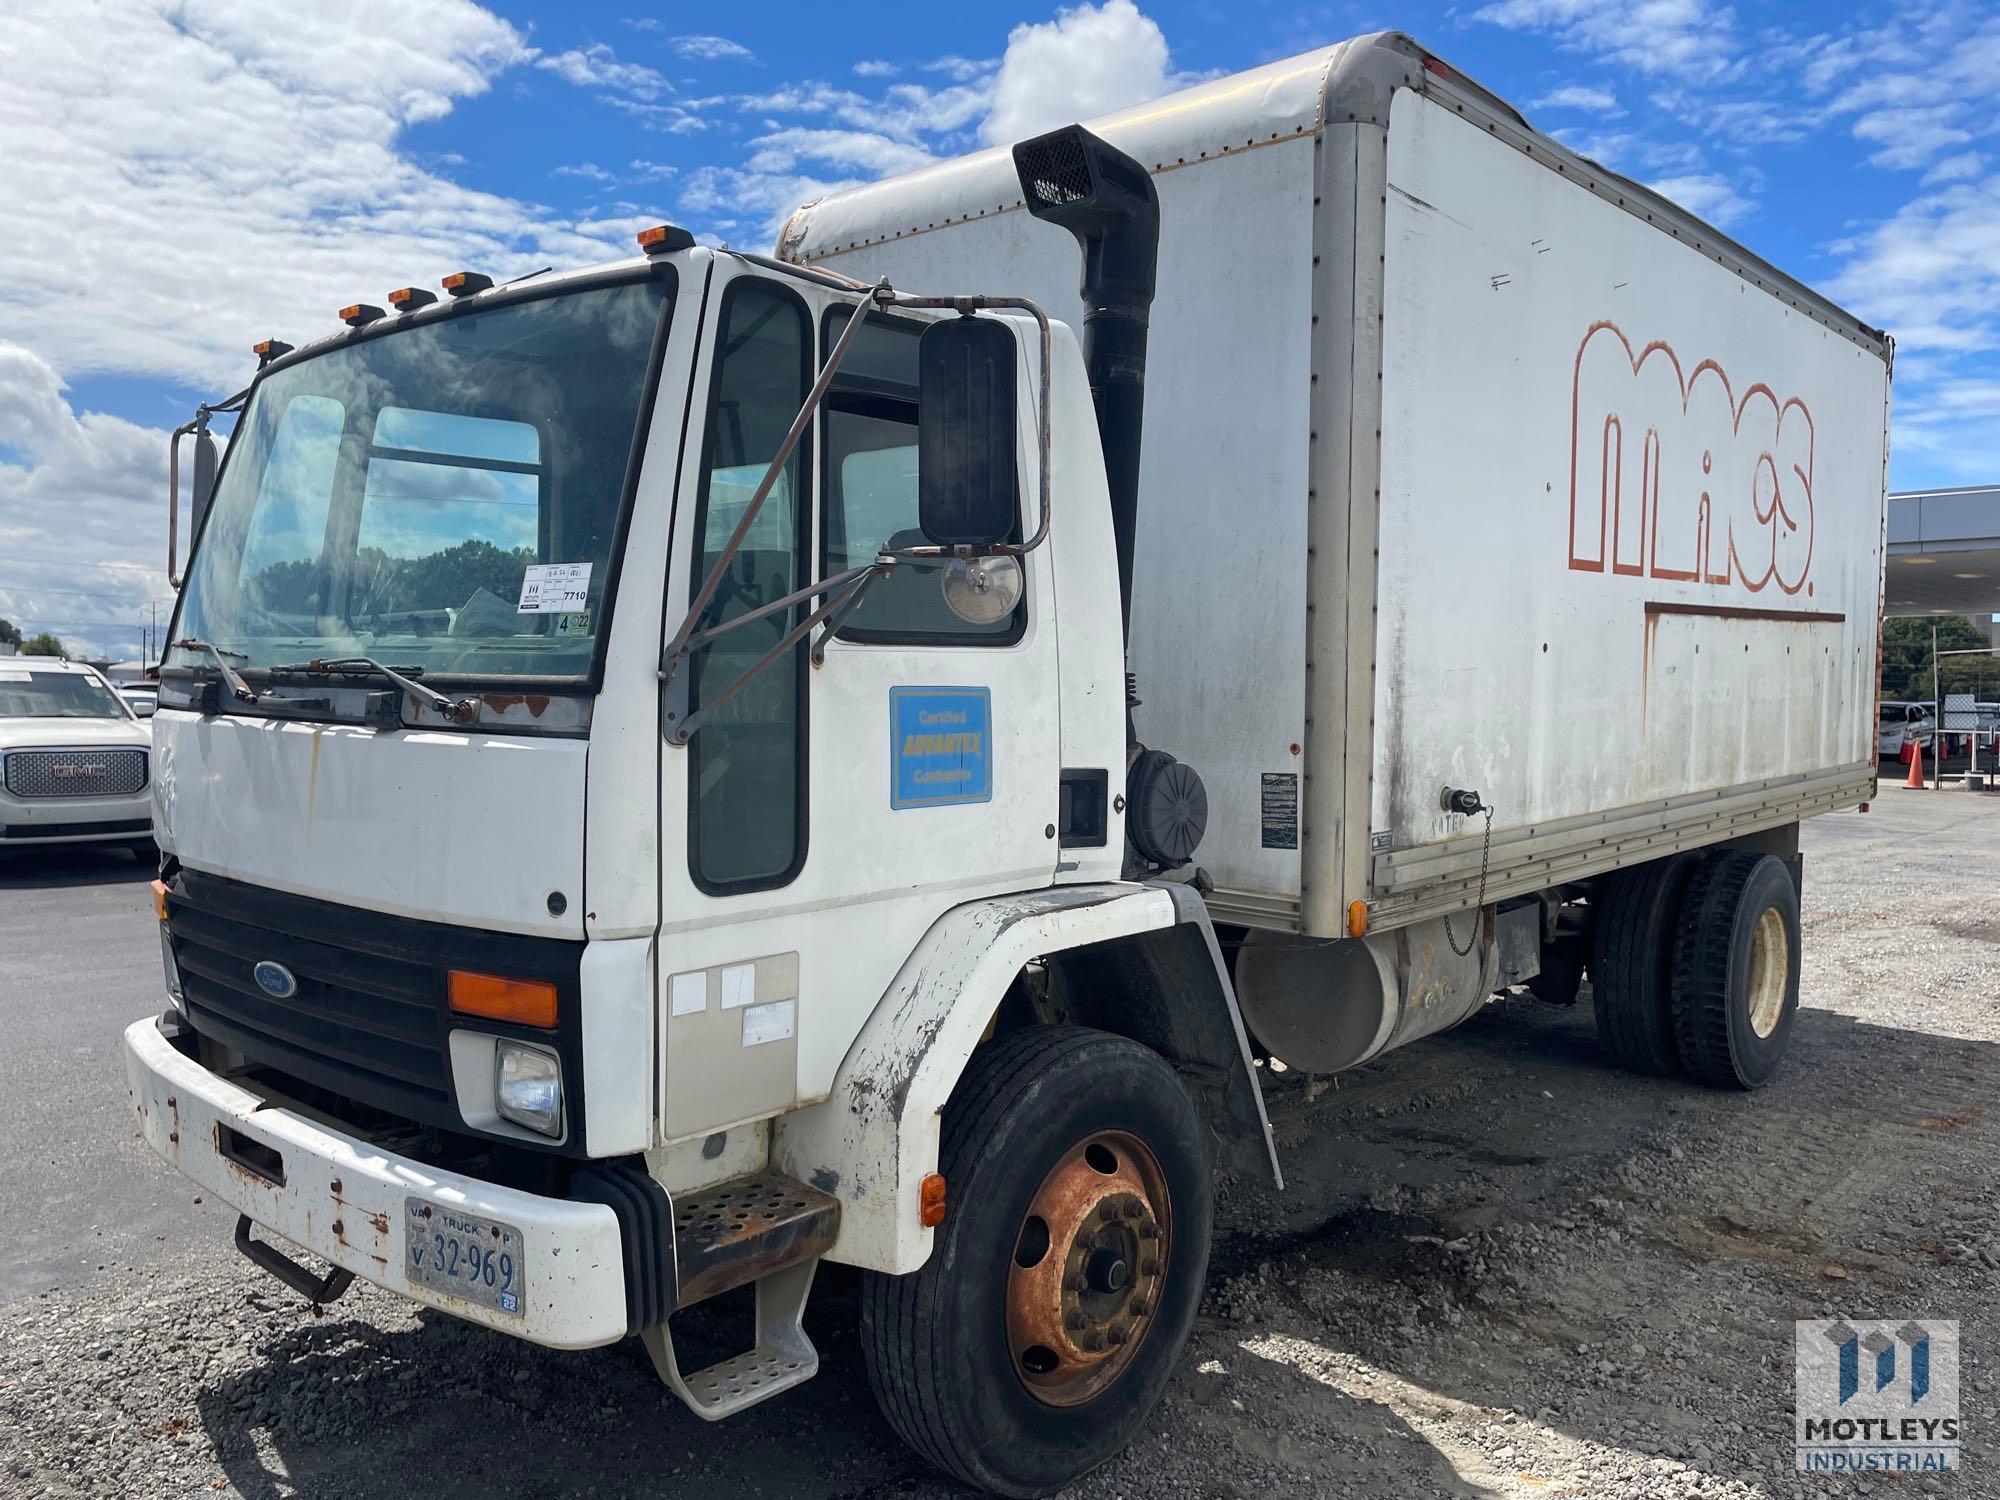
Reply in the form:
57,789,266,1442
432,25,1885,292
4,783,1996,1498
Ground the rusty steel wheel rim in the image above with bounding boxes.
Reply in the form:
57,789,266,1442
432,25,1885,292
1005,1129,1172,1407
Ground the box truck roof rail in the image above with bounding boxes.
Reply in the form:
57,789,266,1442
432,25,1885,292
779,31,1887,360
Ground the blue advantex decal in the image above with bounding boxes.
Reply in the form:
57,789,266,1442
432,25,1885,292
891,686,993,810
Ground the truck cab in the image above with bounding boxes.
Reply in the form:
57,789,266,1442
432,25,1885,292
130,207,1269,1497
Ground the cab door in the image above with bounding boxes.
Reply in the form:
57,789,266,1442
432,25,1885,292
655,267,1060,1144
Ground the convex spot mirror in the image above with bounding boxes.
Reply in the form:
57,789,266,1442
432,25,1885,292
917,316,1019,548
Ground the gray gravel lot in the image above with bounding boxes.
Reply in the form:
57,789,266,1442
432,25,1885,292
3,785,1996,1498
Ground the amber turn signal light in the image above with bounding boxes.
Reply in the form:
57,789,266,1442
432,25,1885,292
442,271,493,297
918,1172,948,1228
387,286,437,311
151,879,170,924
448,971,559,1028
1347,899,1369,939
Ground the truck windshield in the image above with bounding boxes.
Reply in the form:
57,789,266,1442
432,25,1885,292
171,276,668,681
0,670,128,719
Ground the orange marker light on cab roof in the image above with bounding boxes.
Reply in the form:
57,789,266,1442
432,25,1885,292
339,303,385,328
251,338,293,363
919,1172,947,1228
448,970,559,1029
387,286,437,312
1346,899,1369,939
637,224,694,255
442,271,493,297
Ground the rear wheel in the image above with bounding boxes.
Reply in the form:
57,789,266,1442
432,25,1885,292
1590,853,1700,1075
1670,852,1801,1089
860,1026,1212,1498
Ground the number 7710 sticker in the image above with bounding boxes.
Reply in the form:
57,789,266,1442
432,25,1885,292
518,562,592,614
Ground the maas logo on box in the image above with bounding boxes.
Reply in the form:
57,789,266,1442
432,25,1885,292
1795,1319,1960,1474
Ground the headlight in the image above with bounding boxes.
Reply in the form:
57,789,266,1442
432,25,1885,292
495,1042,562,1137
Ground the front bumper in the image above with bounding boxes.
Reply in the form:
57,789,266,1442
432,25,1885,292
124,1015,630,1349
0,785,151,843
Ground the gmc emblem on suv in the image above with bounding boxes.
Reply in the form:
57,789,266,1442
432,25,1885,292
50,762,108,781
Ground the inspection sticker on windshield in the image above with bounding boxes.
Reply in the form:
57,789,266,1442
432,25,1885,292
517,562,591,614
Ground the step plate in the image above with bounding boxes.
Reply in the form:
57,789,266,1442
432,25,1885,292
673,1170,839,1309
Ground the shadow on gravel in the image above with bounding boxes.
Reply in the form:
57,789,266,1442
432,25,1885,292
1202,993,2000,1491
0,844,154,889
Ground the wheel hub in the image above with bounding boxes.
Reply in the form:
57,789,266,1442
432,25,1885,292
1005,1130,1171,1406
1746,904,1789,1039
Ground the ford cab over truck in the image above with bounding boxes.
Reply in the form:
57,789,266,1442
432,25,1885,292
127,32,1891,1496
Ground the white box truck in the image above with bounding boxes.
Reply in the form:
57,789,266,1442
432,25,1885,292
126,31,1889,1497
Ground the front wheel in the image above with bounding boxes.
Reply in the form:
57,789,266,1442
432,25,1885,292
860,1026,1212,1498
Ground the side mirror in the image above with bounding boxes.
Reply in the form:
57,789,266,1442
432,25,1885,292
191,428,219,537
130,699,156,719
917,317,1019,548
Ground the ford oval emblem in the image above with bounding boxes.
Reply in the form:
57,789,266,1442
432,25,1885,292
252,961,298,1000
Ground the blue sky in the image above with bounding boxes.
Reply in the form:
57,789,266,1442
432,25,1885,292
3,0,1997,660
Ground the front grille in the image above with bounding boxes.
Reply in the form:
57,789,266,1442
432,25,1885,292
4,747,148,798
165,869,587,1152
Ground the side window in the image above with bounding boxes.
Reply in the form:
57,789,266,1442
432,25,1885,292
821,309,1025,643
688,281,811,892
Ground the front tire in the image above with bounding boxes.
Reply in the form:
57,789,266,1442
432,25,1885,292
1670,852,1801,1089
860,1026,1212,1498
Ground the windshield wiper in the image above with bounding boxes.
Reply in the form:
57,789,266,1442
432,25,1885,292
174,638,258,703
271,657,477,724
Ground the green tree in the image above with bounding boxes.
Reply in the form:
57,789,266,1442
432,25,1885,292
20,632,67,657
1880,616,1995,700
0,618,20,648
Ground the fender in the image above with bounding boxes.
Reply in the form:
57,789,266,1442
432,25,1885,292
773,881,1280,1274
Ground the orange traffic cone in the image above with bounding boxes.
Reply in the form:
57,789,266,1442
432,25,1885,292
1906,735,1926,789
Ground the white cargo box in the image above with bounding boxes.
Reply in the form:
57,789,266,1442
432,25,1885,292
781,31,1891,938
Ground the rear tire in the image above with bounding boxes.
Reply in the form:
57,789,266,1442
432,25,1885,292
1590,853,1700,1074
1670,852,1801,1089
860,1026,1212,1498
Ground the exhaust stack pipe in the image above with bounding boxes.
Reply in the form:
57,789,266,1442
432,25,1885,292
1011,125,1159,647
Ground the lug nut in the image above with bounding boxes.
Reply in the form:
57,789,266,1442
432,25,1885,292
1130,1298,1150,1317
1107,1326,1128,1346
1082,1331,1106,1353
1099,1201,1119,1222
1065,1309,1087,1331
1067,1272,1088,1293
1122,1200,1142,1220
1139,1220,1159,1240
1143,1257,1163,1277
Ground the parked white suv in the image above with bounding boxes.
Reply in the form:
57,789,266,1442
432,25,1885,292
0,659,154,852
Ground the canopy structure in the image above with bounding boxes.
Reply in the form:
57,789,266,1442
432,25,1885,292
1888,486,2000,619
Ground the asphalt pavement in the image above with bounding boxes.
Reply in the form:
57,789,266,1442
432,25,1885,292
0,846,220,1301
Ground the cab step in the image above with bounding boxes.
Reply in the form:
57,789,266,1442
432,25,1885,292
641,1170,841,1420
671,1169,840,1309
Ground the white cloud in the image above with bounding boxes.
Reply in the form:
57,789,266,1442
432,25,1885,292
1851,106,1974,172
1646,172,1752,227
1828,172,2000,357
533,42,670,100
983,0,1184,146
1923,152,1987,186
671,35,754,62
1472,0,1742,80
553,161,615,182
0,343,173,655
924,54,998,83
853,59,900,79
1531,83,1623,115
747,129,936,178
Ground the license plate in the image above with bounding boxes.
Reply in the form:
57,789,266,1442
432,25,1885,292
404,1197,526,1316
